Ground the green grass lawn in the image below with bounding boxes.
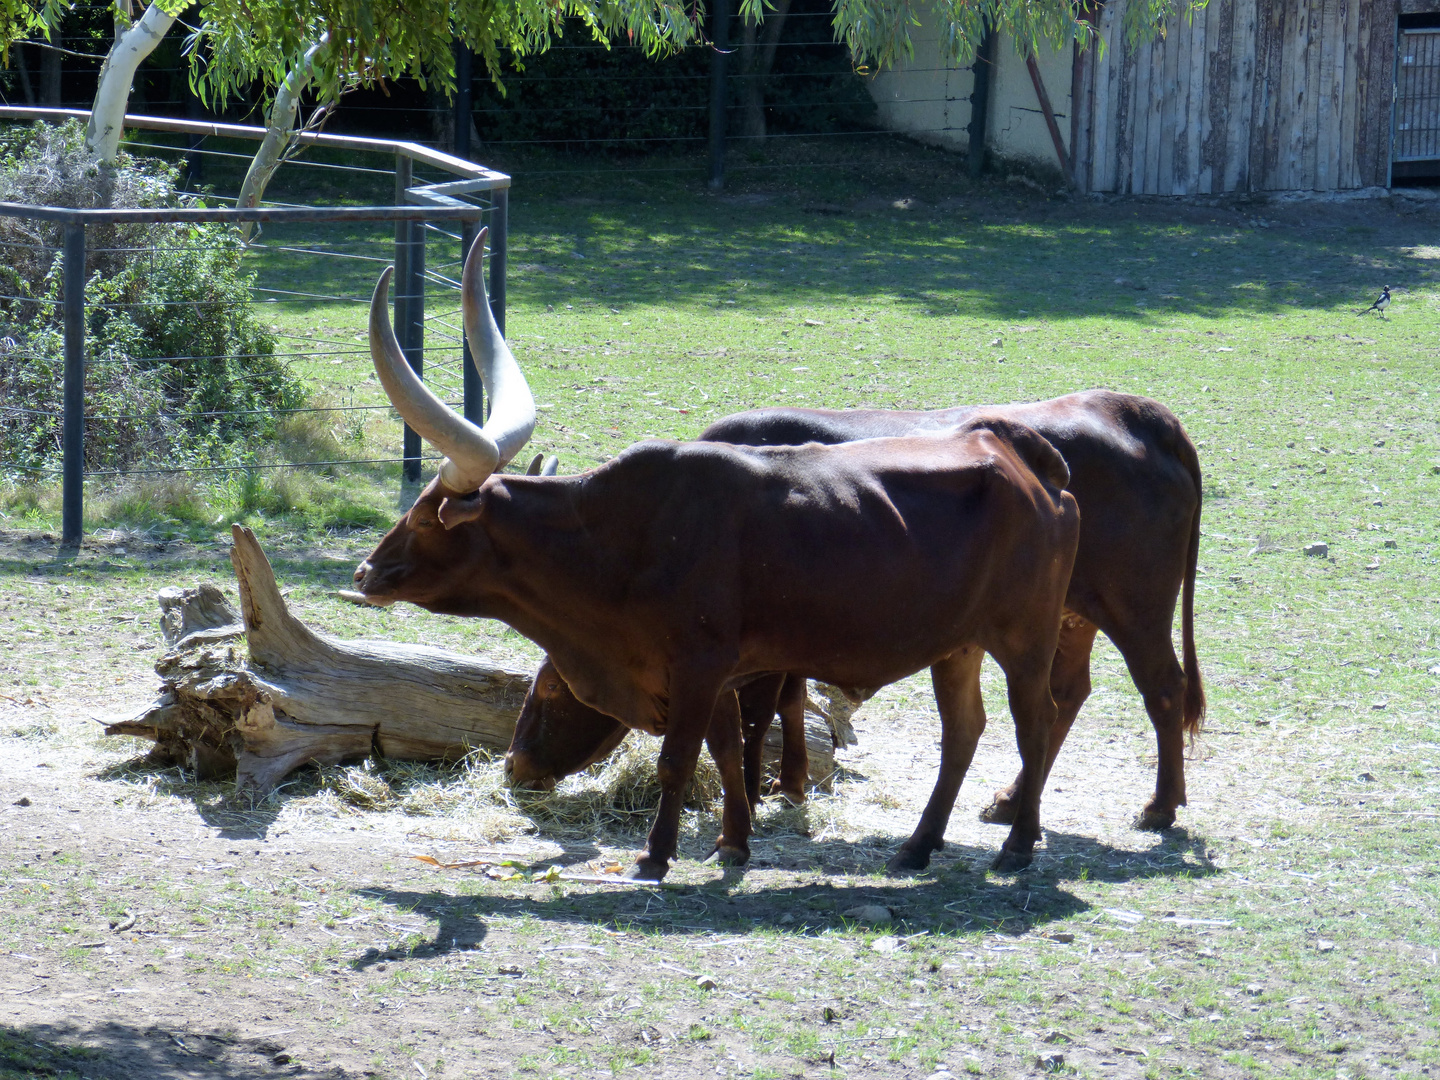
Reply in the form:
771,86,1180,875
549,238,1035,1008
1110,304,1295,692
2,138,1439,1078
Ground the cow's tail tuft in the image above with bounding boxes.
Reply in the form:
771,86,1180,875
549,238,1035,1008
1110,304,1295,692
1181,439,1206,738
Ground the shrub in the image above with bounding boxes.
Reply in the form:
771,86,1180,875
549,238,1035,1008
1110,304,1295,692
0,119,303,477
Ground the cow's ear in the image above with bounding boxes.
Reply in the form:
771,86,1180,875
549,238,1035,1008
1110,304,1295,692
437,491,485,528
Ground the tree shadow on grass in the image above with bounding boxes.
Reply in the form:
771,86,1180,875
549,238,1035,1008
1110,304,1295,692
0,1020,342,1079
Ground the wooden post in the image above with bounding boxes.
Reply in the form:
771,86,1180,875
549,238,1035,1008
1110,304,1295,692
1026,52,1076,188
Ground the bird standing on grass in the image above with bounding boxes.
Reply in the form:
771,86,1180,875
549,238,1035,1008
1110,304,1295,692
1357,285,1391,317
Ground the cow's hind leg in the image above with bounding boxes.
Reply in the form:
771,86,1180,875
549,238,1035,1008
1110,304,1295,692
773,674,810,803
992,647,1060,873
704,691,752,866
628,673,727,882
1109,621,1189,830
738,674,785,812
888,646,986,874
981,614,1097,825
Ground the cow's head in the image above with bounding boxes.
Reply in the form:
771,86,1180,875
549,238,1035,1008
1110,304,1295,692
350,228,541,611
504,657,629,789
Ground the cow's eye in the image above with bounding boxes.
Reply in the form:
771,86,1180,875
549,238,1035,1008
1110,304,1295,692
411,515,436,530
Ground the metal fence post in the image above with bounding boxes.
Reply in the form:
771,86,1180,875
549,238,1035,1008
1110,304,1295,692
394,153,420,484
460,220,483,425
708,0,731,191
61,221,86,547
402,216,426,484
490,189,508,342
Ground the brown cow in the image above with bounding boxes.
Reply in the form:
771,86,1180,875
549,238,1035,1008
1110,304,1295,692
506,391,1205,830
351,232,1080,880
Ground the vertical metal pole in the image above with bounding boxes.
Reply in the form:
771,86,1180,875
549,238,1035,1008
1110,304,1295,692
394,154,417,483
455,44,473,162
460,220,483,425
402,218,426,484
61,222,86,548
489,189,508,343
708,0,731,190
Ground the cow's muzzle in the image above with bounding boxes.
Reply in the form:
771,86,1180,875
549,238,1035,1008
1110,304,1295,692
503,750,558,791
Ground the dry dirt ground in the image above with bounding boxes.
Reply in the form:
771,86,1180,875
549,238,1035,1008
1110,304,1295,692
0,523,1429,1080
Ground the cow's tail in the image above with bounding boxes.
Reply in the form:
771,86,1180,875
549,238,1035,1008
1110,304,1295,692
1179,436,1206,739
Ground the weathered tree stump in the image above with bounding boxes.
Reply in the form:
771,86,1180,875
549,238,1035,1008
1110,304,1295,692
107,525,533,795
107,525,849,797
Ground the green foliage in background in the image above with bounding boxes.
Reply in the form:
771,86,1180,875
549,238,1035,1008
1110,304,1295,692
0,119,302,477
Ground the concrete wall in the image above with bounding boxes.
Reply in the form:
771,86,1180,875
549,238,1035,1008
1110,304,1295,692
864,20,1075,175
865,21,977,153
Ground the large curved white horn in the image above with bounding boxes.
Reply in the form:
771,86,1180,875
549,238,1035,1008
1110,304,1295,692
369,268,501,493
462,227,536,470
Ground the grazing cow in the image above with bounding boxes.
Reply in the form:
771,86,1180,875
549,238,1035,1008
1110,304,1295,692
351,232,1080,880
506,391,1205,830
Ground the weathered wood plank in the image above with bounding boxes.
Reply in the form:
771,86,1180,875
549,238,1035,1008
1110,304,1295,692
1090,5,1116,191
1315,0,1341,189
1201,0,1233,193
1250,0,1284,189
1129,23,1151,194
1157,10,1183,195
1338,0,1361,186
1299,0,1326,188
1145,32,1166,193
1357,0,1398,186
1181,4,1209,194
1275,0,1304,189
1225,0,1260,191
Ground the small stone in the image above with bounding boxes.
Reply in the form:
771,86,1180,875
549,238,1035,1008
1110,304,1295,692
1044,931,1075,943
842,904,893,924
695,974,718,991
1043,1030,1071,1044
1357,772,1376,781
1303,542,1328,557
1245,984,1264,996
870,936,901,953
990,337,1003,347
926,1072,956,1080
1374,439,1385,447
803,318,823,327
1384,539,1397,548
1037,1052,1065,1070
1317,939,1336,953
1371,701,1388,711
12,795,32,807
497,964,524,976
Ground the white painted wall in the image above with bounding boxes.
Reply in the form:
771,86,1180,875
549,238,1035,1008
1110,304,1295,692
865,22,976,153
864,19,1076,176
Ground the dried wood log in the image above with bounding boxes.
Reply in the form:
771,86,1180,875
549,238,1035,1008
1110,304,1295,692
107,525,533,796
107,525,847,797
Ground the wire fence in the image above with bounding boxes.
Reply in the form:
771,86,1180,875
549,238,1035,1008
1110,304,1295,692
0,107,510,545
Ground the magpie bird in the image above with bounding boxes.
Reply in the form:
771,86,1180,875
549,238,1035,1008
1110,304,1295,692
1357,285,1390,317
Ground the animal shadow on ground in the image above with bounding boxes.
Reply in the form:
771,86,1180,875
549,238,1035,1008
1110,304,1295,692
348,826,1216,972
0,1020,347,1080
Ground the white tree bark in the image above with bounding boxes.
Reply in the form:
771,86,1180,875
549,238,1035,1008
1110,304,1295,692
86,1,188,164
236,37,326,243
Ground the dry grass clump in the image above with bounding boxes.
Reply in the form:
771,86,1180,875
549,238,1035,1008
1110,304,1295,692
293,735,724,840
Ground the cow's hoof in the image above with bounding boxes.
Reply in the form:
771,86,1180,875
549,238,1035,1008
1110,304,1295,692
773,788,807,807
885,846,933,874
991,847,1034,873
625,858,669,882
978,796,1018,825
703,845,750,867
1134,807,1177,831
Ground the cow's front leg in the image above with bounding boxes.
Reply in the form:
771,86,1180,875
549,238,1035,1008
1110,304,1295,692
626,671,726,882
704,691,751,866
889,646,986,873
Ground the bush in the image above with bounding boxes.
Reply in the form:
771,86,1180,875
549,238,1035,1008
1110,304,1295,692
0,119,303,476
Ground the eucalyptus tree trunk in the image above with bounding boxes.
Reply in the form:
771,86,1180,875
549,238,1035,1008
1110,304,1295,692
235,38,325,243
738,0,791,140
86,0,186,164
